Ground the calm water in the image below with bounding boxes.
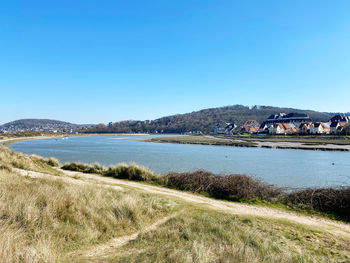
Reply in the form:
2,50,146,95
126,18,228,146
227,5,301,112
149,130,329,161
10,135,350,188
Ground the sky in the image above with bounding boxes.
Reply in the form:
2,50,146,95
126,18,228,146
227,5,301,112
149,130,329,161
1,0,350,124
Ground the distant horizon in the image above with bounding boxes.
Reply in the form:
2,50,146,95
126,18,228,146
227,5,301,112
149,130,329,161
1,104,349,126
1,1,350,124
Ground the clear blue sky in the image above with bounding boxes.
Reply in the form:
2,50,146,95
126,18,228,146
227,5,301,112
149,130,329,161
1,0,350,124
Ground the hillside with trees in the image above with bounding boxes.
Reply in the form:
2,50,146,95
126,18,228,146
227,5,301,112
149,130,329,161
0,119,92,133
86,105,334,134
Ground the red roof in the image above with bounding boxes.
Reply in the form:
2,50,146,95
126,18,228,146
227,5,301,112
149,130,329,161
244,120,260,127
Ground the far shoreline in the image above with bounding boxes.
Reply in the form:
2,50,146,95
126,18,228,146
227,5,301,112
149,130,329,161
3,133,350,152
143,135,350,152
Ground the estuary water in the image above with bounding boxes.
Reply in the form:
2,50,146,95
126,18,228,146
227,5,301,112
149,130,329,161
10,135,350,188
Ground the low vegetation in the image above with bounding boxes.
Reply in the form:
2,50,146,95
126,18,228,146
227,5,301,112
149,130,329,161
62,161,350,221
163,170,281,201
107,207,350,263
144,135,258,147
145,135,350,148
0,145,61,175
283,187,350,220
217,134,350,146
1,147,350,262
62,162,160,182
0,161,178,262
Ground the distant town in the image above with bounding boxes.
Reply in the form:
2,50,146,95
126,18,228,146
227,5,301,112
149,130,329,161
0,119,92,134
214,113,350,135
1,112,350,136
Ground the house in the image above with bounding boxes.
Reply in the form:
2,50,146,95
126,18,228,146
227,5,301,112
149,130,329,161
310,122,330,134
330,122,339,134
329,115,349,134
244,120,260,127
269,123,285,135
259,122,269,133
242,125,259,134
265,112,311,125
214,123,236,134
299,123,311,135
336,122,348,134
282,123,297,134
330,115,349,123
241,120,260,134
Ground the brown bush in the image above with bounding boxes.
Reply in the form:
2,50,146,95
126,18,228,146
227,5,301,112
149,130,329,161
61,162,350,220
282,187,350,219
164,170,282,201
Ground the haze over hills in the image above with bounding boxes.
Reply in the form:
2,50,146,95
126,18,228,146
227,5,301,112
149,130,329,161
87,105,338,134
0,119,93,133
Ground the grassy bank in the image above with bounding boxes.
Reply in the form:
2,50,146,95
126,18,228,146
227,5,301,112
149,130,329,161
143,135,350,151
0,148,179,262
62,162,350,221
218,134,350,145
143,135,258,147
144,135,350,146
1,147,350,262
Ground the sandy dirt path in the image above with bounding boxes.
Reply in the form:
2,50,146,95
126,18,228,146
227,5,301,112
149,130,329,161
14,167,350,237
14,167,350,259
15,168,124,191
48,169,350,238
76,212,180,259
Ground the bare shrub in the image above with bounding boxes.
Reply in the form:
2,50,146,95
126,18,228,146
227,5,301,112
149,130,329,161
282,187,350,219
165,170,281,201
61,162,350,220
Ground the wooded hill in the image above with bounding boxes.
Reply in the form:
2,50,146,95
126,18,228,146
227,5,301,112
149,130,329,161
0,119,92,133
87,105,334,134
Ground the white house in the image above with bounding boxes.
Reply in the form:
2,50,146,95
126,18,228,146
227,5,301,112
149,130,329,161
269,123,285,135
310,122,330,134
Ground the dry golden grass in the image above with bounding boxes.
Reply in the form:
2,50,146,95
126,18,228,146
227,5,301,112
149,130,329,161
1,147,350,263
0,168,178,263
107,208,350,263
0,145,61,175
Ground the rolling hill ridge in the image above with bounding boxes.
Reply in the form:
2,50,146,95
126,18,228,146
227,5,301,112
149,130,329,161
88,105,336,133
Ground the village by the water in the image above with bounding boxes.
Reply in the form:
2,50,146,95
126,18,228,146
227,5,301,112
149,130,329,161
215,113,350,135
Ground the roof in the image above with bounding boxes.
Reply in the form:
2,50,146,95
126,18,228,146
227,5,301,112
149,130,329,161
330,122,339,127
266,112,311,121
244,120,260,127
243,126,259,133
313,122,329,129
276,123,285,129
284,113,309,118
330,115,349,123
259,122,267,129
